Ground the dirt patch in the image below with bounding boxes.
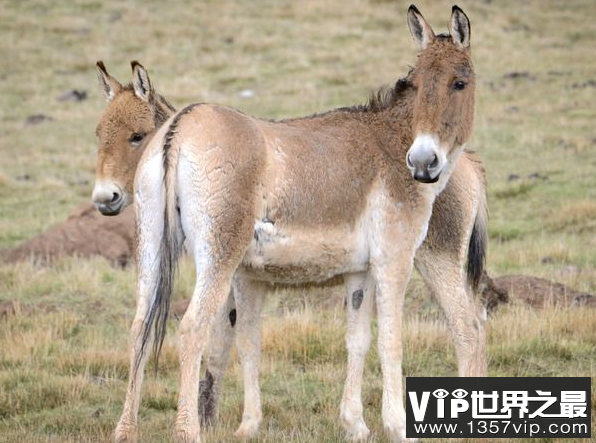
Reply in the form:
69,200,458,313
0,203,135,267
480,272,595,310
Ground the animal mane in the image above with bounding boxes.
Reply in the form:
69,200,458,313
361,70,414,113
279,69,415,123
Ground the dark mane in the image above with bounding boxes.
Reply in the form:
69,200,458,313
279,70,414,122
361,71,414,113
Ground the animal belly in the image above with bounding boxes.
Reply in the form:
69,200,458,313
241,220,368,283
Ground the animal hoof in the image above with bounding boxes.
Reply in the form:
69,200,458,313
340,406,370,442
345,423,370,442
234,417,261,440
383,422,410,443
114,422,138,443
174,426,201,443
340,413,370,441
385,428,418,443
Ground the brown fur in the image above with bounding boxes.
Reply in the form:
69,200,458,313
94,8,487,441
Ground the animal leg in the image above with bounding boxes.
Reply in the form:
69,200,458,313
173,142,257,442
114,278,157,443
175,267,237,443
373,259,417,443
339,272,374,442
199,288,236,426
370,199,425,443
114,168,166,443
233,275,267,440
416,251,487,376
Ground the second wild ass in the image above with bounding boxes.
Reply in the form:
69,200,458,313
92,6,487,443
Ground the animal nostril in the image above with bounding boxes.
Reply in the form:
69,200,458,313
406,153,414,168
429,154,439,169
111,192,120,203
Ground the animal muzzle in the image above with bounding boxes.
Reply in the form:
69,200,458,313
92,181,126,216
406,134,445,184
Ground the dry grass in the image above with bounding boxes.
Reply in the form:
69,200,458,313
1,0,595,441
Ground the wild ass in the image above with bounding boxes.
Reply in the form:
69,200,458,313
92,6,486,443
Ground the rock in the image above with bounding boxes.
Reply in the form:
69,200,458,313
57,89,87,102
25,114,53,125
570,80,596,89
503,71,536,81
527,172,548,181
239,89,255,98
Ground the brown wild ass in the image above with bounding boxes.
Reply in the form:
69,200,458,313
92,6,486,443
93,58,487,439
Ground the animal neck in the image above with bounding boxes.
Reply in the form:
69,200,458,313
355,78,418,155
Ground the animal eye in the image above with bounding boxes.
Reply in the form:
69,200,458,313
130,133,144,145
453,80,466,91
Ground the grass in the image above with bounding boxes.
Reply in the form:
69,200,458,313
0,0,595,442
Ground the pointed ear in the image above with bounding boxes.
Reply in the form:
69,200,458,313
407,5,435,49
131,60,154,102
96,61,122,101
450,5,471,49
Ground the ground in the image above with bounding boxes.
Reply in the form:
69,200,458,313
0,0,595,442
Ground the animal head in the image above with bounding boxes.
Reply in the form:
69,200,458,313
405,5,474,183
92,61,175,215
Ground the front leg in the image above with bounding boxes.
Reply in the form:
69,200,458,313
373,259,412,443
340,272,375,442
370,200,427,443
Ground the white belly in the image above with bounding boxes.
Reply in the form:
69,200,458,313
241,219,369,283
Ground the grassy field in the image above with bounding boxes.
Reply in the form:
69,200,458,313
1,0,595,442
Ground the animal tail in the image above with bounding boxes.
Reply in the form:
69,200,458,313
137,104,199,373
466,154,488,293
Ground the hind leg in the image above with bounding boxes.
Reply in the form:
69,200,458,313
175,262,240,443
199,288,236,426
415,248,487,376
114,153,169,443
339,272,374,441
174,159,258,442
233,274,267,439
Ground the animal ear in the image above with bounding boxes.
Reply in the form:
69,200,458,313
407,4,435,49
450,5,471,49
96,61,122,102
131,60,154,102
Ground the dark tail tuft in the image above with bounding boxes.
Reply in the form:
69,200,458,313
467,217,486,293
135,105,199,375
467,185,488,294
